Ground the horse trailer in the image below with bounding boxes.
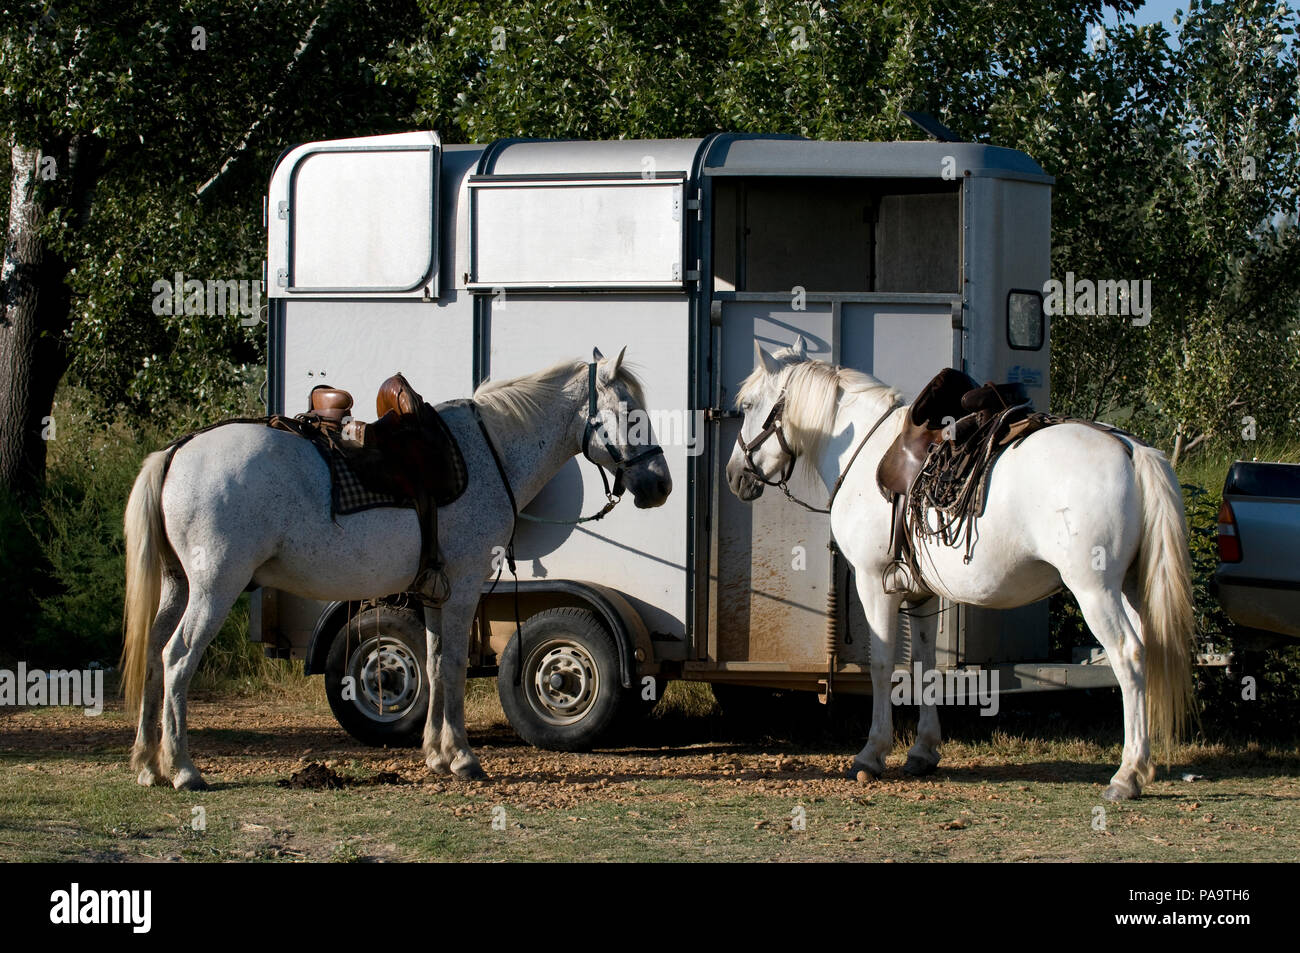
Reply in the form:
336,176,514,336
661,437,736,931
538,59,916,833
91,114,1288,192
255,129,1117,748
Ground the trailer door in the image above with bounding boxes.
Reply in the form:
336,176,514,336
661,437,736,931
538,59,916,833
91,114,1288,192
706,177,963,676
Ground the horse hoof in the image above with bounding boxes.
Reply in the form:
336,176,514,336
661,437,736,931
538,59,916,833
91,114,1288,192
425,752,452,775
1102,782,1139,801
172,770,208,791
136,767,165,787
903,756,938,777
847,760,880,782
452,759,487,781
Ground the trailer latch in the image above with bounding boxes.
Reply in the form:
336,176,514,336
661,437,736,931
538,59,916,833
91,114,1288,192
706,408,741,421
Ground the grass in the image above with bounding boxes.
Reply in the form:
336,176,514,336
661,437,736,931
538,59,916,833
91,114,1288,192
0,682,1296,862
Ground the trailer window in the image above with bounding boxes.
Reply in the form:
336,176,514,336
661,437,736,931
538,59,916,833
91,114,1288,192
468,175,687,289
287,144,438,294
712,178,960,294
1007,290,1044,350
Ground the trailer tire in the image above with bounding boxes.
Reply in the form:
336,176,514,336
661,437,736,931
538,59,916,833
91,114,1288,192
497,608,624,751
324,606,428,748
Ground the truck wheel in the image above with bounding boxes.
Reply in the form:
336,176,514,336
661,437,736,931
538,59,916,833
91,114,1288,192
324,606,428,748
497,608,625,751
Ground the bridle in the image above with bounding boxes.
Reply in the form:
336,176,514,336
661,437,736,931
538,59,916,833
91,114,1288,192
736,390,902,514
580,360,664,505
497,361,663,526
736,397,797,488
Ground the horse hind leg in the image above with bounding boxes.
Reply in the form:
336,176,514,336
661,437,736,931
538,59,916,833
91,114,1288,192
1071,578,1151,800
159,579,246,790
132,571,187,786
1122,578,1156,787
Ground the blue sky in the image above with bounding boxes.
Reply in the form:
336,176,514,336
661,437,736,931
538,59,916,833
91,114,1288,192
1106,0,1190,29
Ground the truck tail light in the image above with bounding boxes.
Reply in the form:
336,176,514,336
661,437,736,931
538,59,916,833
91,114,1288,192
1217,499,1241,563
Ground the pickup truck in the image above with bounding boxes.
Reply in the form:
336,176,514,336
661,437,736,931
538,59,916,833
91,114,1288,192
1212,461,1300,640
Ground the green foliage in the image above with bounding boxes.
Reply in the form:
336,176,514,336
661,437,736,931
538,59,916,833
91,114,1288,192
1,0,422,420
2,385,261,674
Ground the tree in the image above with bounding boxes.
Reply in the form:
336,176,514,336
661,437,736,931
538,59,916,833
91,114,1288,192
0,0,421,493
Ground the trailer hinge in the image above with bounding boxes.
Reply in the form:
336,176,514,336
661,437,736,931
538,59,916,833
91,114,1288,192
951,299,964,330
276,268,288,288
277,200,289,220
687,190,702,220
710,299,723,325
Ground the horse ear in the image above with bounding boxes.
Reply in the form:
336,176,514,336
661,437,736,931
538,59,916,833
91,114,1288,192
754,340,780,376
610,346,627,376
592,346,605,362
792,334,809,359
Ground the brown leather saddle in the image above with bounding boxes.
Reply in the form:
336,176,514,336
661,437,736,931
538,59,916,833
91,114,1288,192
303,374,468,604
875,368,1044,593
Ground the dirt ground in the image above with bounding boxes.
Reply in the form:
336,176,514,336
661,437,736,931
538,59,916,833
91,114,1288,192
2,685,1297,862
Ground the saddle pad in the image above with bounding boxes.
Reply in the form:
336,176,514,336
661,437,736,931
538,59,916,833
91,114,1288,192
326,446,414,516
265,415,413,516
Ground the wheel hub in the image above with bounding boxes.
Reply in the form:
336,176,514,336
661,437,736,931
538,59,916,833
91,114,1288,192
352,637,422,722
529,642,598,725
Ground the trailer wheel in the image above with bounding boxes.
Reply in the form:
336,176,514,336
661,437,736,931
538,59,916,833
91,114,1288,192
497,608,625,751
324,606,428,748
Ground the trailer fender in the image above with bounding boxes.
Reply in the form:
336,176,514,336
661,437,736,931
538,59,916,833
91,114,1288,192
484,580,655,690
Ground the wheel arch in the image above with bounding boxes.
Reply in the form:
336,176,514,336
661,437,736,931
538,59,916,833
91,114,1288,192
482,580,653,690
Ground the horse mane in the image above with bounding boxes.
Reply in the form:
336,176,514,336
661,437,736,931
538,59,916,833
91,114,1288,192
738,357,900,462
473,358,647,426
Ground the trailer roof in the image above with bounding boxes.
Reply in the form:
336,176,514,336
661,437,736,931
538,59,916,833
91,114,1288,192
702,137,1053,183
473,134,1052,184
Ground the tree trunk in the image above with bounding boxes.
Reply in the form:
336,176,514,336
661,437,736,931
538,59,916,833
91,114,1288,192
0,135,99,496
0,144,47,495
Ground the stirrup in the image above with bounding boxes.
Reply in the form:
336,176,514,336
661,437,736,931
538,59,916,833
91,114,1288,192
882,560,915,595
411,566,451,607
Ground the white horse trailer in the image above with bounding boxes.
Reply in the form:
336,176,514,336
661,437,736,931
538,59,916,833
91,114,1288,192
256,130,1117,748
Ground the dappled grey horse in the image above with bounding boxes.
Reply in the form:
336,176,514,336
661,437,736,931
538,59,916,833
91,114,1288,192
122,349,670,789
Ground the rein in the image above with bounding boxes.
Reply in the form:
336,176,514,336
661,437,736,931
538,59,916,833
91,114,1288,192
738,396,902,515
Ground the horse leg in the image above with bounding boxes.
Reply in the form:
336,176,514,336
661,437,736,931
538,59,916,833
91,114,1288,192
903,597,942,777
421,605,450,774
159,581,243,790
850,579,903,780
1072,578,1150,800
132,571,187,786
436,591,487,780
1121,577,1156,787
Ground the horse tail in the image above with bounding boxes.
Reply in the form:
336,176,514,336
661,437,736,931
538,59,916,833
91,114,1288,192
1131,444,1195,762
122,449,171,715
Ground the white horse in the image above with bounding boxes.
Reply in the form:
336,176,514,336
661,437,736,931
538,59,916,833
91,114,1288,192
122,349,670,789
726,339,1194,800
